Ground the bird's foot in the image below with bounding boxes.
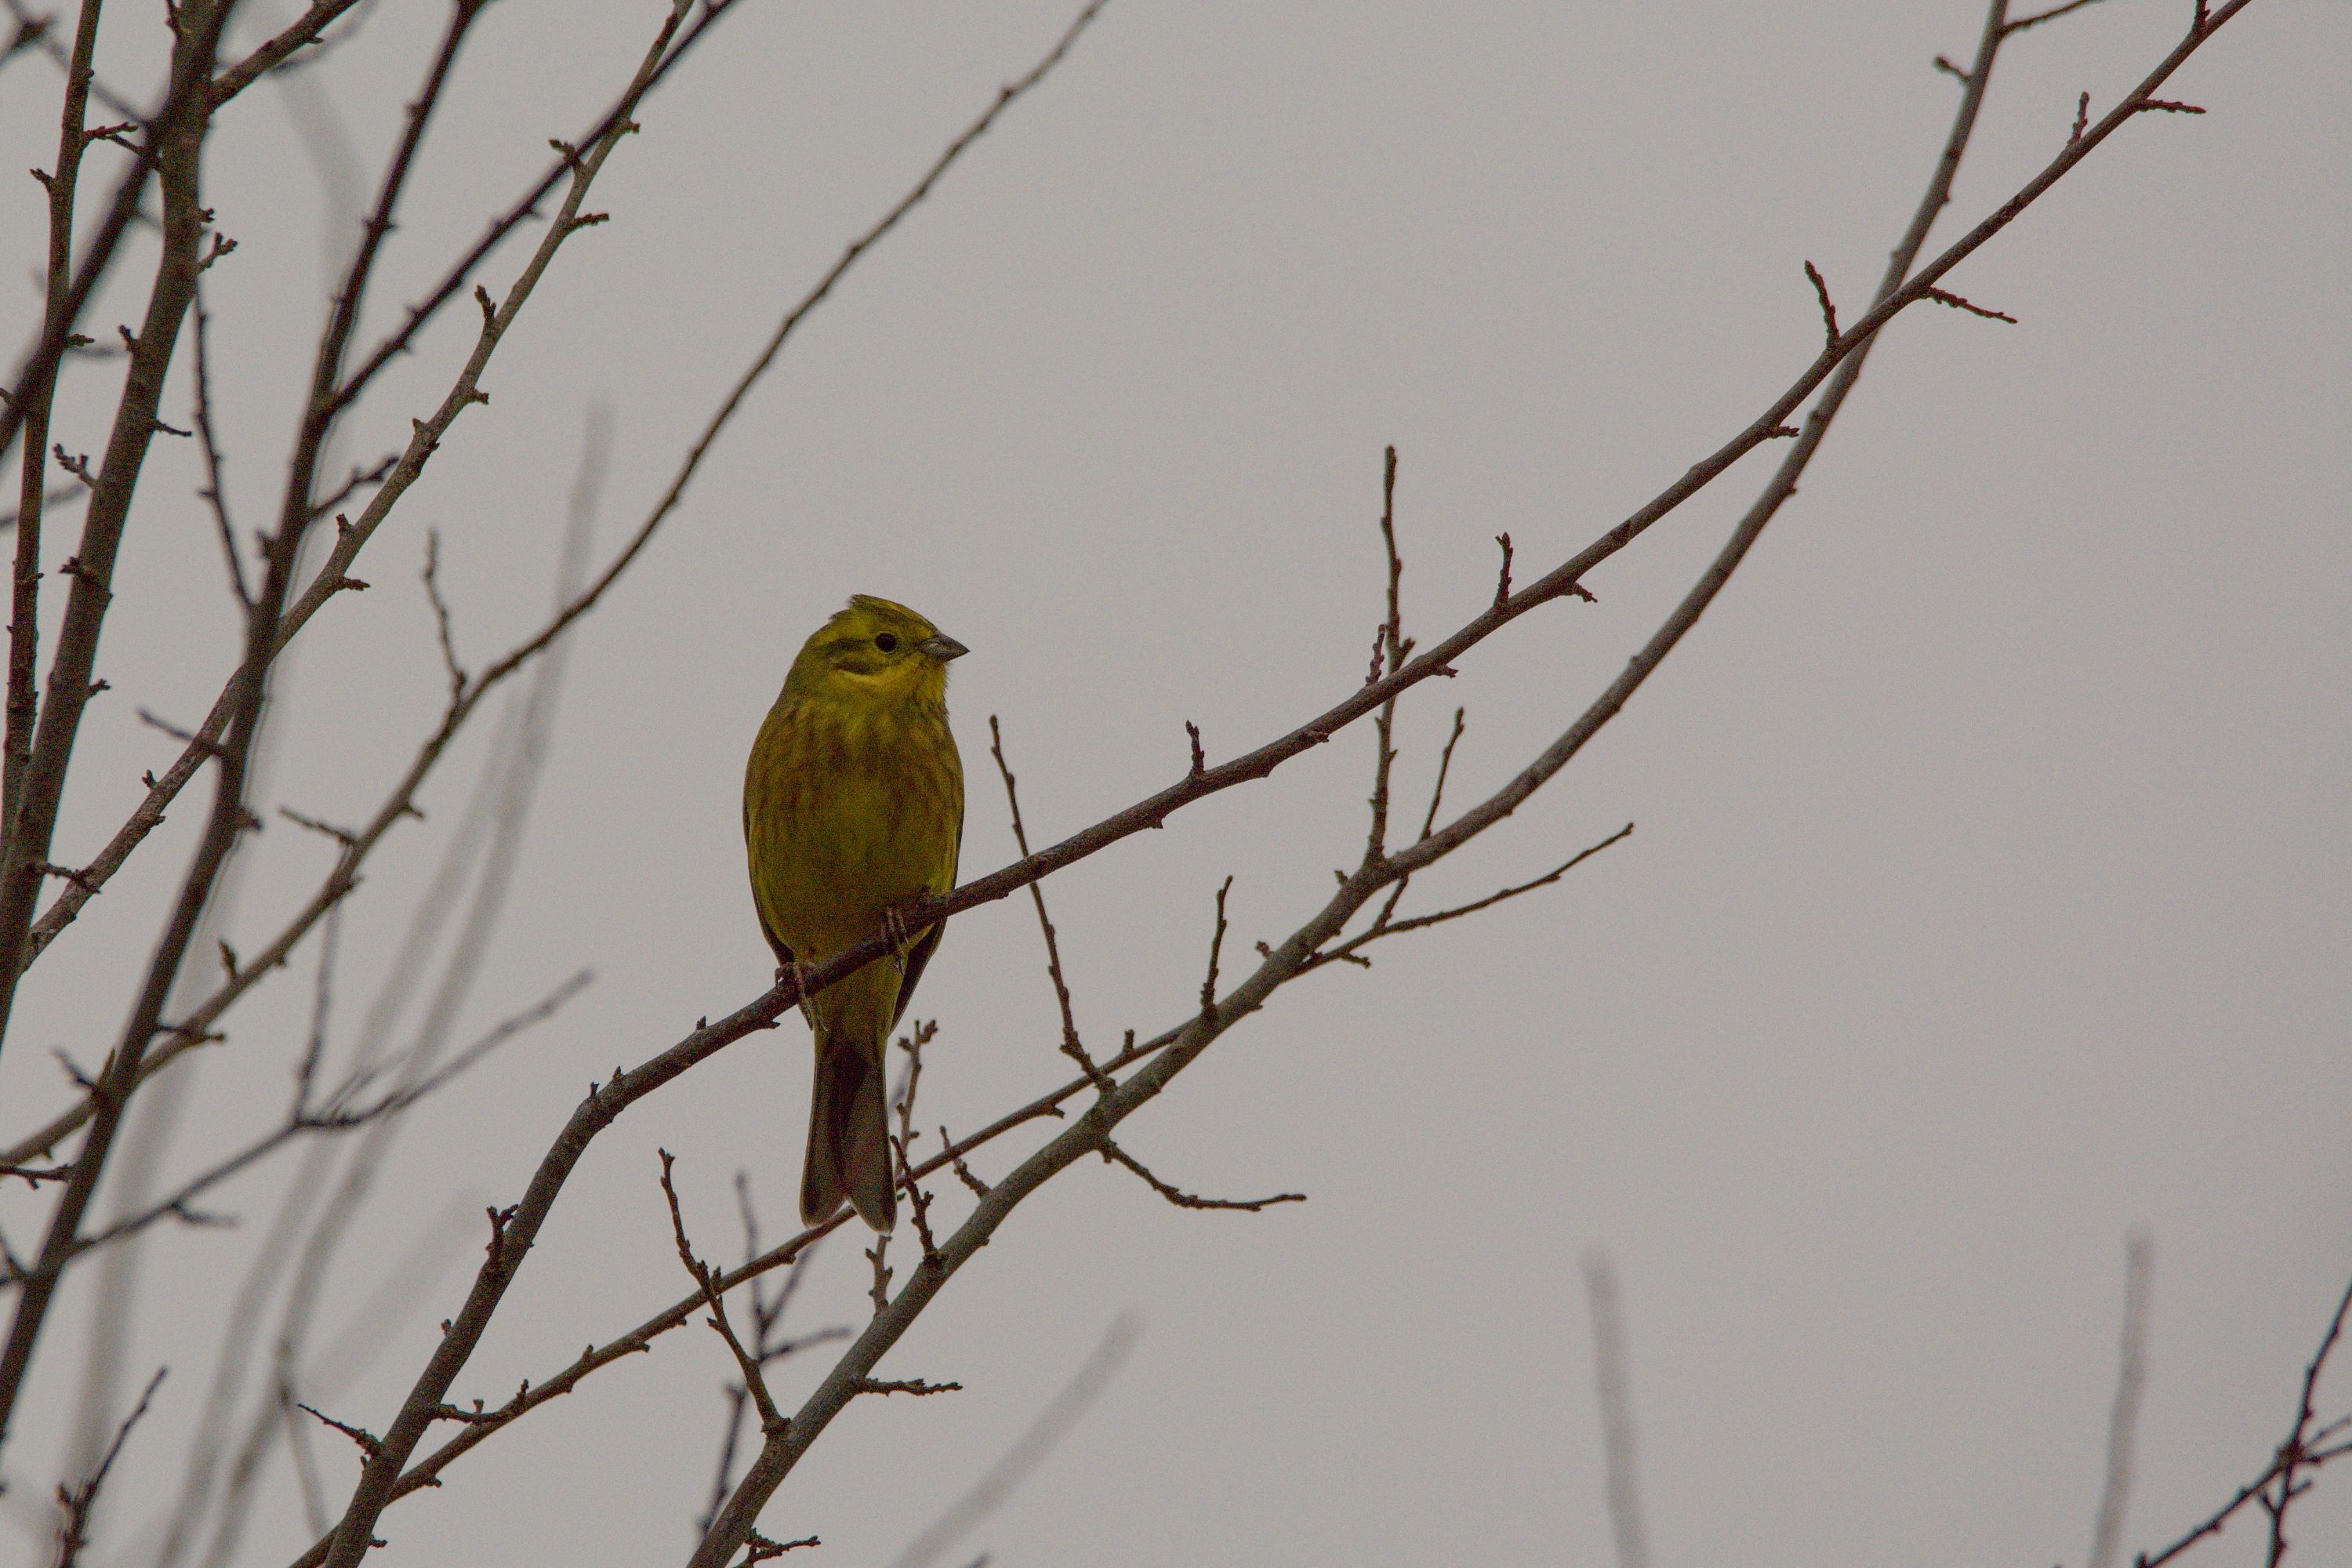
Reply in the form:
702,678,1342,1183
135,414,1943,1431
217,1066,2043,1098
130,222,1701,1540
881,907,912,973
788,956,819,1030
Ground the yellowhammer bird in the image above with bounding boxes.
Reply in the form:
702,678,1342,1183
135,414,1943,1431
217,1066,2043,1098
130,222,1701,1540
743,595,967,1232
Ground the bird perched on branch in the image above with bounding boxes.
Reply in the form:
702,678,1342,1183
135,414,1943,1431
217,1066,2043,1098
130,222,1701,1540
743,595,967,1232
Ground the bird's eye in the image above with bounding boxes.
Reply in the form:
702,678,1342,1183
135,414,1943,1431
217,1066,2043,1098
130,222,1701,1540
873,633,899,653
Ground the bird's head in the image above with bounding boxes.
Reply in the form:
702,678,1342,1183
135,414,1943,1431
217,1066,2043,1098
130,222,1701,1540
784,594,967,707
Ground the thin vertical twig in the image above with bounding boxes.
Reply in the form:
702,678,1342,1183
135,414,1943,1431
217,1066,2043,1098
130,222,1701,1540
988,717,1104,1091
1363,445,1406,862
1583,1253,1650,1568
2089,1232,2154,1568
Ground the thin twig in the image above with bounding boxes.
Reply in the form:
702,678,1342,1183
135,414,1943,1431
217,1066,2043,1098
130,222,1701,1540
2089,1232,2154,1568
2005,0,2114,34
1305,822,1633,975
1584,1253,1650,1568
892,1023,942,1265
1,971,586,1286
1363,445,1407,862
2262,1269,2352,1565
52,1365,167,1568
659,1152,784,1435
1804,260,1839,350
988,717,1105,1091
420,531,466,702
189,284,250,607
2135,1269,2352,1567
1922,285,2018,322
1098,1140,1302,1214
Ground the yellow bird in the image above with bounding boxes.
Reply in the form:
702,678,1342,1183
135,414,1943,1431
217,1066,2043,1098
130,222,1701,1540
743,595,967,1231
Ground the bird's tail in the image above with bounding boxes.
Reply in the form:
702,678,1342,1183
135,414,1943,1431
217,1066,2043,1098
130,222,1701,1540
801,1031,897,1232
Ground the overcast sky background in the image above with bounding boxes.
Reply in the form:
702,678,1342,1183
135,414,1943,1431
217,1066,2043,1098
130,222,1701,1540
0,2,2346,1564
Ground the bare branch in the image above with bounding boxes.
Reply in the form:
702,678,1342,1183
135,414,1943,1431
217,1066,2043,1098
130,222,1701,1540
189,285,250,607
0,971,585,1287
1803,259,1839,350
2262,1267,2352,1565
1306,822,1632,975
1364,445,1406,863
2136,1269,2352,1568
253,9,2267,1559
419,531,466,701
5,0,105,857
1098,1139,1302,1214
988,717,1104,1092
2089,1232,2154,1568
1583,1253,1650,1568
1922,285,2017,323
888,1032,945,1268
2005,0,2114,34
295,1403,380,1461
853,1378,962,1399
1363,706,1467,934
209,0,372,105
659,1152,784,1436
51,1365,165,1568
0,0,251,1458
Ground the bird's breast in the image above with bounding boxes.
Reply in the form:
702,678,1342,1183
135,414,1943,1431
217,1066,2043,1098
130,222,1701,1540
746,696,962,959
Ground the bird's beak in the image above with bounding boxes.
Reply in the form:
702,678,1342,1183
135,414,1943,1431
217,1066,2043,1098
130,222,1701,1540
918,633,969,662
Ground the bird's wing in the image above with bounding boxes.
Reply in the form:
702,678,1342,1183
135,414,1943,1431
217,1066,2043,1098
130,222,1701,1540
890,803,961,1029
890,922,944,1029
744,793,797,971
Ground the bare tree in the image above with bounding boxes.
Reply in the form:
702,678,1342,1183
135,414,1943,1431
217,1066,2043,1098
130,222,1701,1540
0,0,2340,1564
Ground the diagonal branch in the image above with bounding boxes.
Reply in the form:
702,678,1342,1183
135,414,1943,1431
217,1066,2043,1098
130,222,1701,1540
0,0,487,1051
258,7,2259,1559
1303,821,1633,975
51,1364,165,1568
687,3,2268,1555
208,0,370,104
323,0,753,420
1098,1138,1302,1214
2134,1268,2352,1568
0,971,585,1287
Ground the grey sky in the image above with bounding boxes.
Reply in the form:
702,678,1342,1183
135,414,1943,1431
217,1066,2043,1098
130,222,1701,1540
0,2,2344,1564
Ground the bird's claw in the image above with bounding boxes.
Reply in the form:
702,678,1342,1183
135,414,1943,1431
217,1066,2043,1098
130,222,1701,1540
789,957,818,1032
882,907,913,973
